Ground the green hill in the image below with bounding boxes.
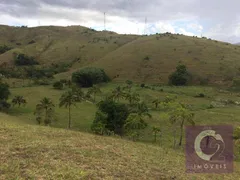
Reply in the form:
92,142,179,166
1,113,240,180
1,25,240,85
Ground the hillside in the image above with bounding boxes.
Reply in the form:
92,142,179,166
1,113,240,180
1,25,240,84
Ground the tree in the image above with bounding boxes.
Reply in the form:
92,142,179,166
71,86,85,102
93,99,129,136
91,111,108,135
12,96,27,107
124,113,148,141
59,90,79,129
152,126,161,143
152,99,161,108
87,85,101,102
0,82,10,100
0,82,10,112
168,64,191,86
169,105,195,147
72,67,110,87
136,102,152,118
110,86,125,102
14,53,39,66
0,45,12,54
125,92,140,105
34,97,55,125
124,80,133,92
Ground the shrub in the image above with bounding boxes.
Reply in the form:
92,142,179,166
168,64,191,86
33,78,51,85
91,111,108,135
0,100,11,112
0,82,10,112
194,93,205,98
28,40,36,44
144,56,150,60
140,83,145,88
14,53,39,66
53,81,64,90
0,82,10,100
0,45,12,54
72,67,110,87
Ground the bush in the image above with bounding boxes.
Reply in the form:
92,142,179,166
53,81,64,90
0,82,10,100
72,67,110,87
91,111,108,135
194,93,205,98
0,45,12,54
33,78,51,85
168,64,191,86
140,83,145,88
92,99,129,136
0,82,10,112
0,100,11,112
14,53,39,66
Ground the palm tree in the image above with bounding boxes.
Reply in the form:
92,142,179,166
110,86,125,102
87,85,101,102
136,102,152,118
123,80,133,92
34,97,55,125
125,92,140,105
12,95,27,107
152,99,161,109
72,86,85,102
59,90,78,129
124,113,148,141
169,106,195,147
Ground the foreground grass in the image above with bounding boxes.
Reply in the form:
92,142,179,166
0,113,240,180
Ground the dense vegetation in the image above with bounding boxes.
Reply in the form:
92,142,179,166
0,44,12,54
0,81,11,111
14,53,39,66
72,67,110,87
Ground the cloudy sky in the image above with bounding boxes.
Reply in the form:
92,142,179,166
0,0,240,43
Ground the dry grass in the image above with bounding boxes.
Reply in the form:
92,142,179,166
1,113,240,180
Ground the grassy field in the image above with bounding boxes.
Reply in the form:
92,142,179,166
1,25,240,84
6,82,240,149
1,113,240,180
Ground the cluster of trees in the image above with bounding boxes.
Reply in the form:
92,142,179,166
33,83,102,128
0,45,12,54
91,84,151,141
14,53,39,66
72,67,110,87
0,62,72,81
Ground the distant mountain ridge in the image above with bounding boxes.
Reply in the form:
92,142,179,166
1,25,240,85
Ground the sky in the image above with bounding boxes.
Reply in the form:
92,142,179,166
0,0,240,43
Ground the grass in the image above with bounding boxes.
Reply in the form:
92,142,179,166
1,113,240,180
7,82,240,148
